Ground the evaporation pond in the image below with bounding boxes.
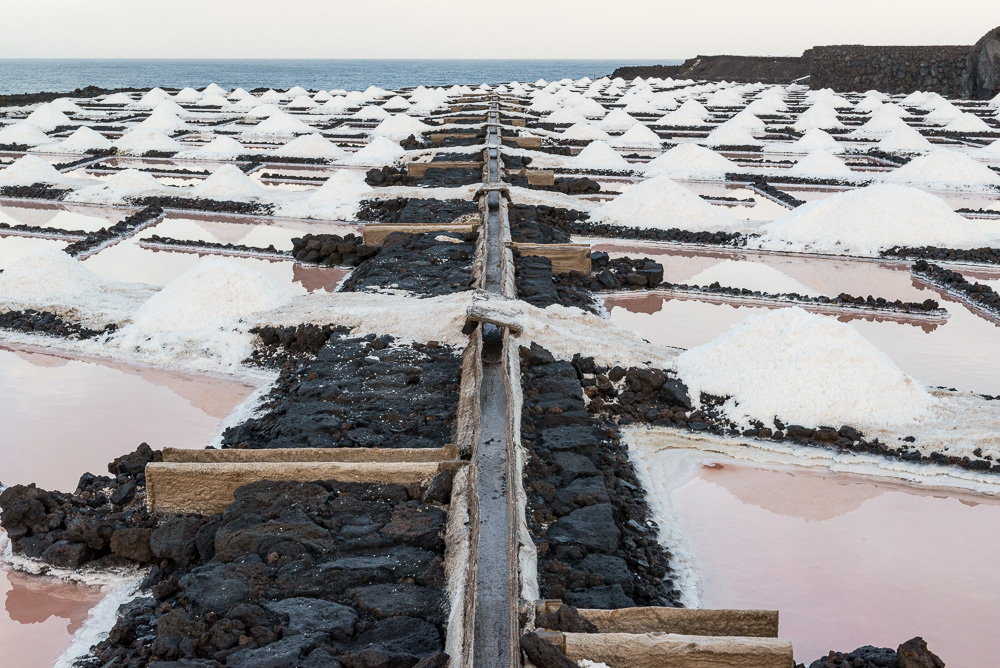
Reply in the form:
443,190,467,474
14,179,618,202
0,344,258,491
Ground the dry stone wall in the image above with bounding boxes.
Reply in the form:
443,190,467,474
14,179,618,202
804,45,971,96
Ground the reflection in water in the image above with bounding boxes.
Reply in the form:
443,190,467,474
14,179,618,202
0,344,258,490
0,561,104,667
666,458,1000,667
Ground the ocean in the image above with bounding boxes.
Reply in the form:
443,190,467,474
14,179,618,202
0,59,679,95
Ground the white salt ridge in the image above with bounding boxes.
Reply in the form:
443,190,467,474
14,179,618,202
113,258,294,372
339,137,405,166
24,105,72,131
0,155,74,186
676,307,938,429
114,129,182,155
924,102,963,125
246,104,283,119
102,93,134,105
545,107,588,124
787,151,854,179
273,134,346,159
353,105,392,121
611,123,662,148
978,139,1000,158
561,122,612,142
642,143,737,180
877,125,934,152
245,113,316,136
944,113,993,132
592,176,743,231
569,141,632,171
35,126,111,154
179,136,247,160
885,148,1000,189
174,87,202,103
793,105,844,131
851,108,909,137
371,114,432,140
188,164,267,201
67,168,165,204
765,128,841,154
49,98,83,114
137,109,190,132
286,95,318,109
279,170,372,220
600,109,639,131
753,184,989,257
704,122,760,147
0,122,51,147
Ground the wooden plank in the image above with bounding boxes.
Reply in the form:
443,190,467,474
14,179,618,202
512,136,542,149
511,242,591,273
536,602,779,637
429,133,479,144
524,169,554,186
162,445,458,464
407,160,483,178
363,222,478,245
146,461,452,514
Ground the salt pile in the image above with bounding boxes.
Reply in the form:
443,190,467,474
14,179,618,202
0,155,74,187
371,114,431,140
654,109,705,127
765,128,841,154
675,307,938,429
545,107,588,124
181,136,247,160
944,113,993,133
37,126,112,154
753,184,989,256
340,136,405,166
24,105,72,132
137,109,190,132
561,122,613,142
642,143,737,180
611,123,662,148
114,129,182,155
877,125,933,152
885,148,1000,189
792,105,844,131
591,175,742,231
273,134,346,160
600,109,639,131
0,122,51,147
113,258,294,371
67,169,165,204
174,88,202,103
245,113,316,136
353,105,391,121
704,122,760,147
569,141,632,171
49,98,83,114
0,249,105,304
280,169,373,219
852,108,909,137
787,151,853,179
188,165,267,201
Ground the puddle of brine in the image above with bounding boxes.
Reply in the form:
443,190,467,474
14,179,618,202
138,214,359,252
0,344,258,491
0,560,105,668
82,240,349,295
0,203,129,234
666,458,1000,667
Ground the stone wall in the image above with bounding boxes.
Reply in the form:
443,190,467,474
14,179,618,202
804,45,971,96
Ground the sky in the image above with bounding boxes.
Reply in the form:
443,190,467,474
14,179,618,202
2,0,1000,59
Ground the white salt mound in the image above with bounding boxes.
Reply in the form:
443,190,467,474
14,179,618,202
371,114,431,140
592,176,742,231
787,151,853,179
675,307,937,429
45,127,112,153
115,129,182,155
189,165,266,201
0,249,104,304
612,123,662,148
561,122,613,142
307,170,373,205
569,141,632,171
68,168,164,203
642,143,737,180
877,126,933,152
114,258,294,370
0,122,51,147
24,105,72,131
885,149,1000,189
274,134,346,159
0,155,70,186
186,136,246,160
341,137,405,166
753,184,988,257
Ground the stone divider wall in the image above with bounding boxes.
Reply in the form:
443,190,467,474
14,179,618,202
804,45,972,95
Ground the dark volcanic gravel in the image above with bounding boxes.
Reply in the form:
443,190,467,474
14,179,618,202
357,198,479,225
508,204,587,244
520,343,682,610
0,308,118,340
224,331,462,451
340,231,476,297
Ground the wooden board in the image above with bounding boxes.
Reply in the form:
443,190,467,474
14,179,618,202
511,242,591,273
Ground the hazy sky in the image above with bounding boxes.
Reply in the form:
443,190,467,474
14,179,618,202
3,0,1000,59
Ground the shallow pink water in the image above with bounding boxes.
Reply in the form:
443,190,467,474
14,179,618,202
0,203,128,234
0,562,104,668
0,344,257,491
668,459,1000,666
138,213,359,252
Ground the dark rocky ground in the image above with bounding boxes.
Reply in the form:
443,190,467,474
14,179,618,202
520,343,682,610
357,199,479,225
340,232,476,297
912,260,1000,314
226,330,462,451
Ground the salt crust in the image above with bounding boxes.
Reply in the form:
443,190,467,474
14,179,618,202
675,307,938,429
752,184,990,257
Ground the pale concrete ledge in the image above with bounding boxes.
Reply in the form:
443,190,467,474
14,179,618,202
537,630,795,668
535,601,779,637
511,242,592,273
161,445,458,464
146,461,455,515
